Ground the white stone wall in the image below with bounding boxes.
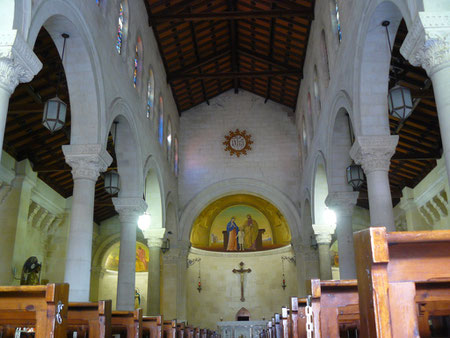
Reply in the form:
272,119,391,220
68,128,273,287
186,246,298,330
179,90,300,210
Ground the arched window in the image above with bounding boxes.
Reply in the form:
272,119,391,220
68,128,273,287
174,137,179,176
96,0,101,6
133,37,143,89
146,69,155,119
167,119,172,161
302,116,308,155
158,96,164,145
313,66,321,114
334,0,342,42
116,2,125,54
320,30,331,84
133,45,138,87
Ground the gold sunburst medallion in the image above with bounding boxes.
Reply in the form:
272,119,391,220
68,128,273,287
223,129,253,157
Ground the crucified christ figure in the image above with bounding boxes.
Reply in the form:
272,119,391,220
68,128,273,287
232,262,251,302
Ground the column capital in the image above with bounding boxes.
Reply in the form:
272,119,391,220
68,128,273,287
350,135,398,174
112,197,147,224
290,236,304,255
62,144,112,181
0,30,42,93
312,224,336,245
144,228,166,248
401,12,450,76
326,191,359,217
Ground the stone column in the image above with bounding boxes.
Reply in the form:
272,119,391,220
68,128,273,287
113,197,147,311
326,191,359,279
401,12,450,185
63,144,112,301
312,224,336,280
176,240,190,321
143,228,165,315
350,135,398,231
0,30,42,162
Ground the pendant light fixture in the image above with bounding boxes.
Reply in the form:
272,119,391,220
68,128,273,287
345,114,365,191
104,122,120,195
383,21,414,122
42,33,69,133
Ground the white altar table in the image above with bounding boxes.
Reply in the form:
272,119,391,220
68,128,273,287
217,320,267,338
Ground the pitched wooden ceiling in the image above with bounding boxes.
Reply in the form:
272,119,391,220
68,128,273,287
357,20,442,209
5,28,118,224
144,0,315,113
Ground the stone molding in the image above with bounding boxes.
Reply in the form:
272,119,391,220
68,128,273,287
143,227,166,245
312,224,336,244
62,144,112,181
112,197,147,224
325,191,359,217
0,30,42,94
189,244,293,258
350,135,399,174
401,12,450,76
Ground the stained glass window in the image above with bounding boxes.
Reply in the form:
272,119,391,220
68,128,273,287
133,45,138,87
147,70,155,118
116,3,124,54
174,137,179,176
96,0,100,6
335,0,342,42
158,97,164,145
167,119,172,161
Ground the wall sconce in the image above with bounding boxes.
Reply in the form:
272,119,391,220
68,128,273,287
281,256,296,290
310,235,318,250
187,258,202,293
161,238,170,254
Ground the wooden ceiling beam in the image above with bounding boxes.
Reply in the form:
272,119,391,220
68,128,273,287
149,9,314,23
239,47,297,71
391,151,440,161
169,69,302,82
168,49,230,75
227,0,239,94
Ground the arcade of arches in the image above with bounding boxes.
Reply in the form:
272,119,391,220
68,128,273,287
0,0,450,332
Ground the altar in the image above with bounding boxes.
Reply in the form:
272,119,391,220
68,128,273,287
217,321,267,338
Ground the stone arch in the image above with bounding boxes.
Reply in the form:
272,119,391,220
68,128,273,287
353,0,413,136
107,98,143,198
326,91,355,193
142,155,166,229
27,0,107,145
179,178,301,243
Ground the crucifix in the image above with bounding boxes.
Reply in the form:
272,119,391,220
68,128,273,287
232,261,251,302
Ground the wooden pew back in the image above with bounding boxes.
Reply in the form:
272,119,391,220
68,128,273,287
142,315,162,338
307,279,359,338
67,300,112,337
354,227,450,337
163,319,176,338
0,283,69,338
112,308,143,338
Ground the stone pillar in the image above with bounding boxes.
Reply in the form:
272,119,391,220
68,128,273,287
144,228,165,315
326,191,359,279
63,144,112,301
350,136,398,231
401,12,450,186
176,240,190,321
312,224,336,280
113,197,147,311
0,30,42,162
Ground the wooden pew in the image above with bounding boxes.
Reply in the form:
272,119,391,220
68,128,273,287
290,297,307,338
162,319,176,338
306,279,359,338
142,315,162,338
281,307,290,338
177,322,185,338
354,227,450,337
111,308,143,338
0,283,69,338
184,326,195,338
67,300,112,337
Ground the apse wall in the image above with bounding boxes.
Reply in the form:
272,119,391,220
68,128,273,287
186,246,298,330
178,90,300,209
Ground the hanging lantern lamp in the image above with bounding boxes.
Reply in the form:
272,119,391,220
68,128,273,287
346,164,365,191
388,85,414,121
43,33,69,133
104,170,120,195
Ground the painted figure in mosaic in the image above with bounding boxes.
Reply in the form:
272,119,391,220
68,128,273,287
243,215,259,250
226,216,239,251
